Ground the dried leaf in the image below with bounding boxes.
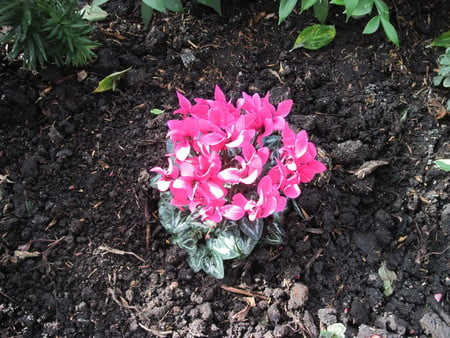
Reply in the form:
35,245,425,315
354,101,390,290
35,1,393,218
351,160,389,179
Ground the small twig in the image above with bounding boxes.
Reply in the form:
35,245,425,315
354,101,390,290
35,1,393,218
305,248,323,272
144,200,151,250
98,244,145,263
138,323,173,337
220,285,269,300
0,289,15,302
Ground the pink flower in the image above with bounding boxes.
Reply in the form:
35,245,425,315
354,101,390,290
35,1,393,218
233,176,287,221
150,159,179,191
218,142,269,185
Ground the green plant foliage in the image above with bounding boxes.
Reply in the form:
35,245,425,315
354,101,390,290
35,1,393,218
319,323,346,338
291,24,336,50
430,31,450,48
93,67,132,92
434,159,450,172
433,48,450,88
81,0,109,22
155,180,285,279
0,0,98,70
198,0,222,15
150,108,165,115
279,0,298,24
282,0,399,47
378,261,397,297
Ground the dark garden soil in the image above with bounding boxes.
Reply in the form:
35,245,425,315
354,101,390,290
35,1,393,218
1,0,449,337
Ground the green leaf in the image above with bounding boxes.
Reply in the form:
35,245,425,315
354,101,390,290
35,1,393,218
201,249,224,279
279,0,298,24
313,0,329,24
444,76,450,87
265,221,286,245
291,24,336,51
187,245,207,272
363,15,381,34
158,192,189,233
380,16,399,47
435,159,450,172
330,0,345,5
198,0,222,15
150,108,165,115
343,0,358,21
207,231,240,260
141,2,153,28
430,31,450,48
374,0,389,16
433,75,443,87
378,261,396,297
94,67,131,92
142,0,183,13
239,217,263,241
236,236,258,257
81,4,108,22
300,0,319,12
172,230,200,253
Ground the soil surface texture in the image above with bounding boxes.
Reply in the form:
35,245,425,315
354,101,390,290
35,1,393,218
1,0,449,337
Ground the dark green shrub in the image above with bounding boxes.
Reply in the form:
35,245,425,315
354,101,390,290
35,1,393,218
0,0,98,70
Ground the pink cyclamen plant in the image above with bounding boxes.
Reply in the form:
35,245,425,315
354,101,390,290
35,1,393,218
151,86,326,224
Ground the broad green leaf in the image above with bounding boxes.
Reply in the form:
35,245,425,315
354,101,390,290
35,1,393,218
158,192,191,233
435,159,450,172
313,0,329,24
172,230,199,253
265,222,285,245
329,0,344,5
444,77,450,87
141,2,153,28
187,245,207,272
301,0,319,13
374,0,389,16
291,24,336,51
279,0,298,24
198,0,222,15
94,67,131,92
343,0,358,21
378,261,396,297
143,0,183,13
201,249,224,279
363,15,381,34
239,217,263,241
163,0,184,12
93,0,110,6
380,16,399,47
207,231,240,260
433,75,444,87
81,4,108,22
150,108,165,115
236,236,258,257
439,66,450,77
430,31,450,48
350,0,374,18
142,0,165,13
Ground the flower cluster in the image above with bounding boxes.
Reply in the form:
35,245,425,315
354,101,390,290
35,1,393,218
151,86,325,223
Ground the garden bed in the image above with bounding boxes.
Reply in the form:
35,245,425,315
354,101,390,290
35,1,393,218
0,0,449,336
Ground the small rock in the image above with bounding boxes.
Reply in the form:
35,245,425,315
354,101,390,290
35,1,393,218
420,311,450,338
267,303,281,324
375,312,407,335
303,311,319,337
21,156,39,179
180,49,196,68
357,324,401,338
288,283,308,310
441,203,450,227
318,307,337,329
197,302,213,321
331,140,368,165
31,214,50,226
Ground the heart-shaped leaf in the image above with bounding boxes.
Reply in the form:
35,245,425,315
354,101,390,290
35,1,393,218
291,24,336,51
